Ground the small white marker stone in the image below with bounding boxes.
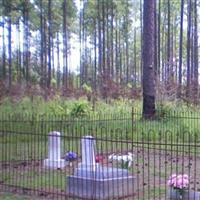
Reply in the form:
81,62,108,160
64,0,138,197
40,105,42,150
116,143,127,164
44,131,65,169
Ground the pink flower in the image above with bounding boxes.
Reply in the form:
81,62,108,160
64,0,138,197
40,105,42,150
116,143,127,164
167,174,189,189
167,174,177,186
170,174,177,179
183,174,189,179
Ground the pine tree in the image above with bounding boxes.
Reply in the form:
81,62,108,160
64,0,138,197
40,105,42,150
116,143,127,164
142,0,156,118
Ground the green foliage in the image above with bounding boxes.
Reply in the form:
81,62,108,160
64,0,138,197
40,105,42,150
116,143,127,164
1,97,200,143
0,96,137,116
30,69,40,85
82,83,92,94
51,78,57,88
156,103,174,120
127,83,132,89
70,101,91,118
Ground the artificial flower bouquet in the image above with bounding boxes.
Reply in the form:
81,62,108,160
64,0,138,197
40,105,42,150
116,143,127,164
167,174,189,199
108,152,134,169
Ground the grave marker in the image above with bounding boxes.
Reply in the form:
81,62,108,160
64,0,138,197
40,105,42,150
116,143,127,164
44,131,66,169
67,135,135,199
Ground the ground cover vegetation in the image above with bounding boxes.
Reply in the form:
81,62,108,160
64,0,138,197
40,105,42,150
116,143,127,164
0,96,200,142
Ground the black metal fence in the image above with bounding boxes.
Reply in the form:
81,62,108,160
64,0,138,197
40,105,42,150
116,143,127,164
1,111,200,199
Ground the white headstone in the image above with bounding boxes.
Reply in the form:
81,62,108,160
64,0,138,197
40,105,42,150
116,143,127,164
80,135,96,171
44,131,66,169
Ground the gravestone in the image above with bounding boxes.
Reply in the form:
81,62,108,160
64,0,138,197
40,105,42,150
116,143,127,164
44,131,66,169
80,135,96,171
67,135,135,200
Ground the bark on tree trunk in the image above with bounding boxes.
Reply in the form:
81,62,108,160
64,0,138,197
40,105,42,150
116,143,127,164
193,0,198,101
178,0,184,98
142,0,156,119
186,0,191,98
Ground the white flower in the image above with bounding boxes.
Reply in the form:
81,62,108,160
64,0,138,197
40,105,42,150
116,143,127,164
108,152,134,168
108,153,116,162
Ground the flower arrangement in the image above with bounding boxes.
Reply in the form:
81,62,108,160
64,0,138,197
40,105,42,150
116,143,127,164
108,152,134,169
95,154,105,163
167,174,189,199
64,151,77,162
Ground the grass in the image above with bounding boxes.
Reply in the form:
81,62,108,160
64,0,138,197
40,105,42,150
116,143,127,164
0,96,136,116
0,168,67,190
0,193,28,200
138,186,166,200
1,96,200,143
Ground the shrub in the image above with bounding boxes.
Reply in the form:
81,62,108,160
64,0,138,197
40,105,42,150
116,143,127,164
70,101,91,118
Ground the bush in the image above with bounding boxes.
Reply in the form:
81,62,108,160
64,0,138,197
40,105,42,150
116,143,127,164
70,101,91,118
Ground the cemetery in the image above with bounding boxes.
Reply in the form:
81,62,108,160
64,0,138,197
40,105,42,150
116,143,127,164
0,112,200,200
1,0,200,199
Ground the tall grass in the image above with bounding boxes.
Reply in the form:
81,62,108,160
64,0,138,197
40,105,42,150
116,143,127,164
1,97,200,143
0,96,138,116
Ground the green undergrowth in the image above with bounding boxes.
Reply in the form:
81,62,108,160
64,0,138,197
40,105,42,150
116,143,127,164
0,96,136,116
0,97,200,143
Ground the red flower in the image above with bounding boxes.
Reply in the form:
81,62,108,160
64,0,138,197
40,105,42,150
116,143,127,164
95,154,105,163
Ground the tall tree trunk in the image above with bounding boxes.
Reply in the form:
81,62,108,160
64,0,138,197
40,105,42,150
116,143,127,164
106,0,110,81
125,0,129,84
186,0,191,98
119,29,122,84
194,0,198,101
178,0,184,98
97,0,102,86
115,18,119,83
142,0,155,119
167,0,171,86
161,13,166,82
140,0,143,85
16,21,21,82
79,5,83,86
52,38,55,81
171,18,174,83
23,0,29,85
83,29,87,84
110,0,114,78
44,18,48,89
191,11,194,91
63,0,68,89
94,19,97,91
2,2,6,80
157,0,161,81
154,0,157,79
47,0,52,88
102,0,106,83
40,0,44,88
133,28,137,86
8,14,12,89
56,33,60,89
174,23,178,84
18,23,22,82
